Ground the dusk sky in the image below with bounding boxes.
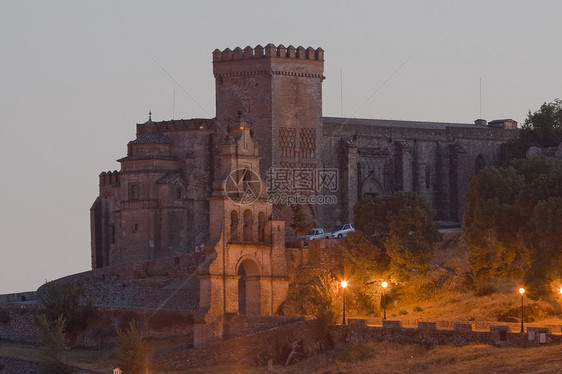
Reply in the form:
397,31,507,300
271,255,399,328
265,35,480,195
1,0,561,294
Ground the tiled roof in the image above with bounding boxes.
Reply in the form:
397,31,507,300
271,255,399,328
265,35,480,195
117,155,177,162
128,132,173,145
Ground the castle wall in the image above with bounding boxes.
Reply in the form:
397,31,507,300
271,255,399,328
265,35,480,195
40,251,206,310
318,121,517,227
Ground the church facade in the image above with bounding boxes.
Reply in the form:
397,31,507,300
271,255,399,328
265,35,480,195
91,43,517,269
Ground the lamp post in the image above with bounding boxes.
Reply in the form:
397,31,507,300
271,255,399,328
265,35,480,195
382,281,388,320
341,280,348,325
519,287,525,333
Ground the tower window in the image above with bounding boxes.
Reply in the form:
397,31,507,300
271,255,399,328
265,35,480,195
129,184,139,201
176,187,182,200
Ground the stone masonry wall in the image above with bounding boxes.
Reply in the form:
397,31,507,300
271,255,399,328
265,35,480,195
40,252,206,310
0,303,195,349
0,303,41,344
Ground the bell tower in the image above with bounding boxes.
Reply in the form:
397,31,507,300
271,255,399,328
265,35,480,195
195,124,289,347
213,44,325,178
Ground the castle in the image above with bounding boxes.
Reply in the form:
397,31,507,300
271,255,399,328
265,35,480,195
89,43,517,344
91,43,517,269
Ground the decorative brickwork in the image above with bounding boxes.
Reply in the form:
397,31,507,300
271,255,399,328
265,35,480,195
279,127,296,157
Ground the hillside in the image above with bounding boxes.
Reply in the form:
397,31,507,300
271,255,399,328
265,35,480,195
281,231,562,326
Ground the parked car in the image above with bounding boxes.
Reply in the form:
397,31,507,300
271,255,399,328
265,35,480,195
332,223,355,238
304,228,331,242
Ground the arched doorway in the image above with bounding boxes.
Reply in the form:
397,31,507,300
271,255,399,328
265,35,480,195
237,259,260,315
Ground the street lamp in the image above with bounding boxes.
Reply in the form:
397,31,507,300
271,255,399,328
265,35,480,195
519,287,525,333
381,281,388,320
341,280,348,325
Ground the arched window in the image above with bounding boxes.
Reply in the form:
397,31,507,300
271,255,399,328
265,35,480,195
243,210,253,242
230,210,239,241
361,176,383,198
425,165,431,189
258,212,266,242
475,154,486,175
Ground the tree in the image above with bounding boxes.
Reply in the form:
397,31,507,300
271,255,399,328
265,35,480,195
289,204,313,249
352,192,441,279
39,280,93,336
507,99,562,158
463,166,528,291
115,319,148,374
37,314,69,374
464,158,562,295
310,271,341,327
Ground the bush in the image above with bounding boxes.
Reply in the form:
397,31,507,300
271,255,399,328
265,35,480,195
311,271,341,327
115,319,149,373
37,314,69,374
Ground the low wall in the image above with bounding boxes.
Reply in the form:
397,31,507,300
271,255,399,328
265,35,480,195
0,303,195,349
223,314,305,339
0,291,37,303
346,318,562,347
154,318,332,370
74,307,195,349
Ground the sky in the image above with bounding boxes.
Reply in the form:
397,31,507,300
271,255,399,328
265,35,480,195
1,0,561,294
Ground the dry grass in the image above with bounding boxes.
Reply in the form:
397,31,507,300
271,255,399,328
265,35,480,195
0,341,115,373
278,342,562,374
350,232,562,326
143,342,562,374
3,340,562,374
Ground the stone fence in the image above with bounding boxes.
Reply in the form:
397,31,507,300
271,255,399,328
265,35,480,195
0,291,37,303
346,318,561,347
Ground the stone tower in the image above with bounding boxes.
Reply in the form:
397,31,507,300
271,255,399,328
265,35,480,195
90,117,190,268
195,124,289,346
213,44,325,177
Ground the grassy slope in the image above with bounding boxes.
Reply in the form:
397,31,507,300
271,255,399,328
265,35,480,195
4,340,562,374
346,232,562,325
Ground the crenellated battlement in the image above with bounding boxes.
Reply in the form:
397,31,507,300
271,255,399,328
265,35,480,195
99,170,120,187
212,43,324,63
